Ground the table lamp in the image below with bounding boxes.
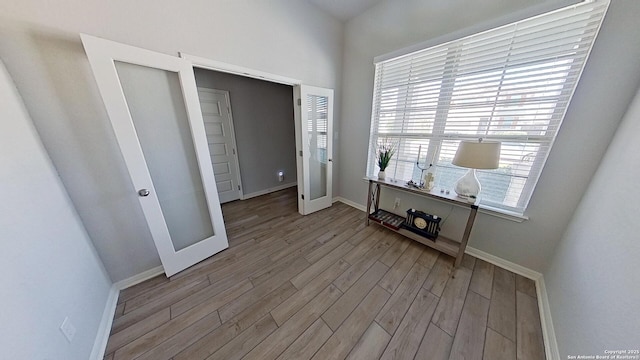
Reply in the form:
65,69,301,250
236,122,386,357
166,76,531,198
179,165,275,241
451,139,501,200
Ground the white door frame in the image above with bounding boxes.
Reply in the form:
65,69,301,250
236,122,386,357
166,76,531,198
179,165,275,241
197,87,244,201
181,54,312,211
82,35,229,277
297,85,334,215
180,54,301,86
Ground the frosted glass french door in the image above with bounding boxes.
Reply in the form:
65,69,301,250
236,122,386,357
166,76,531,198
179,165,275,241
295,85,333,215
81,34,228,277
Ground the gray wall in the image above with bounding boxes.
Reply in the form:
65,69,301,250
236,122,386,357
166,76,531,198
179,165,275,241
194,69,297,196
0,0,343,282
0,61,111,360
338,0,640,272
545,85,640,358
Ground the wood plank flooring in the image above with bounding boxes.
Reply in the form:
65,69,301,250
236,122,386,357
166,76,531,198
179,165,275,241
105,187,545,360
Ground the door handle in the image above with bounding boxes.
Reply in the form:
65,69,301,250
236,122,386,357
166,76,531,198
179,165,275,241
138,189,150,197
328,158,332,162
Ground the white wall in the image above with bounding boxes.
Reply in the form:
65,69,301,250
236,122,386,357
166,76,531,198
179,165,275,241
544,86,640,358
0,0,343,281
194,69,297,196
0,61,111,360
338,0,640,272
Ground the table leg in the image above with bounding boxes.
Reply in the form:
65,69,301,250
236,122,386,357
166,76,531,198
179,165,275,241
454,205,478,268
366,180,373,225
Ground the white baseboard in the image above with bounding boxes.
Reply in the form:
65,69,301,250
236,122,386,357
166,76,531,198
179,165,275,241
334,196,367,212
242,182,297,200
90,266,165,360
465,247,558,360
89,285,119,360
113,265,165,290
536,276,560,360
465,246,541,281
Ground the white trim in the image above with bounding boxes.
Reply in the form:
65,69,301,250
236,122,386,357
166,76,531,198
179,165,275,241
294,86,304,215
179,52,307,216
113,265,165,290
478,207,528,223
180,53,301,86
298,85,334,215
334,196,367,212
465,246,541,280
197,87,244,201
221,91,244,200
536,276,560,360
242,182,297,200
90,266,165,360
89,286,119,360
374,0,583,63
368,0,609,217
466,247,559,360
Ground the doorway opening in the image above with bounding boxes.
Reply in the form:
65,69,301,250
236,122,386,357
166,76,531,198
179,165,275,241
193,68,297,204
185,54,334,215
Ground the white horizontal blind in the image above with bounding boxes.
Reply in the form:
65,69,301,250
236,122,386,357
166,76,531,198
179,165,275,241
367,0,608,215
308,94,329,163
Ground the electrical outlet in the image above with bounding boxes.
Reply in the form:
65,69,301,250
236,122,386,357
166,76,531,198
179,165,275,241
278,171,284,182
60,317,76,343
394,197,401,209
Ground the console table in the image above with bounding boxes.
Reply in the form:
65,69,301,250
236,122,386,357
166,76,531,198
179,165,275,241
365,177,479,269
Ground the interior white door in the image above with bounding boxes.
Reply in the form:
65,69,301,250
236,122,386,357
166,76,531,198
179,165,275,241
294,85,334,215
81,34,228,277
197,88,242,203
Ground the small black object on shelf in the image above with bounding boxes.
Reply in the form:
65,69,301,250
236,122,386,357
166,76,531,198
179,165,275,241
368,209,405,230
403,208,441,241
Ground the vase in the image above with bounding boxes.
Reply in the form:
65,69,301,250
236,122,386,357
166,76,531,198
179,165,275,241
378,170,386,180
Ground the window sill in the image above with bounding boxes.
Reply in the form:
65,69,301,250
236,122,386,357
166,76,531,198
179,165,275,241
478,206,528,223
361,176,528,223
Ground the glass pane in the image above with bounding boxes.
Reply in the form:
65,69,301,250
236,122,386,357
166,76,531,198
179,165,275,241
306,94,328,200
115,62,214,251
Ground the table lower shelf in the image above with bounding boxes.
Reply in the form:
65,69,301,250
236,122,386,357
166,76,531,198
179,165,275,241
368,213,460,258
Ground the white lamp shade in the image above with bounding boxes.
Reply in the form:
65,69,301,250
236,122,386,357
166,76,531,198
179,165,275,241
452,140,501,169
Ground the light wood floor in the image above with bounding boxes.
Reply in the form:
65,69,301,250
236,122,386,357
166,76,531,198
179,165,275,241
104,187,545,360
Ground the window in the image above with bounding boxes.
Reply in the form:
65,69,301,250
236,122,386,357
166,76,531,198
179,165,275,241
308,95,328,164
367,1,608,215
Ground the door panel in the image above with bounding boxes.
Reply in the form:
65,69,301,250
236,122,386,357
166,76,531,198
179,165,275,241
82,34,228,277
115,62,214,251
197,88,242,203
296,85,334,215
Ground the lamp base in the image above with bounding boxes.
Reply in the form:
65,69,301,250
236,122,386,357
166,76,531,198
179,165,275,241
454,168,480,200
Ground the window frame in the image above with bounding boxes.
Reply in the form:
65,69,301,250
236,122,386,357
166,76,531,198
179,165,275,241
366,0,609,216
